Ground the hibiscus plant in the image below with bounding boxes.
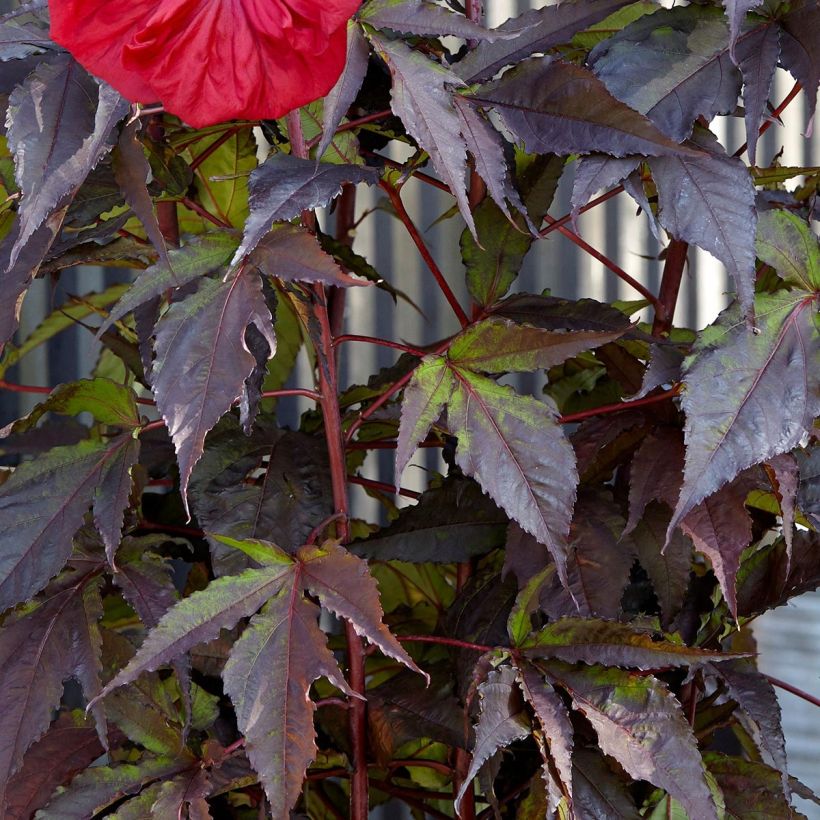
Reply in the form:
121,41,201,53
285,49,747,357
0,0,818,817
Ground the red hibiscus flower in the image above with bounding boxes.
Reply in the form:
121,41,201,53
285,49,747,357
48,0,361,128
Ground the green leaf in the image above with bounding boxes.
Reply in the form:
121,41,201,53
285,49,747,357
448,317,628,373
670,292,820,541
704,753,793,819
209,533,292,566
507,565,555,647
543,661,719,820
755,210,820,291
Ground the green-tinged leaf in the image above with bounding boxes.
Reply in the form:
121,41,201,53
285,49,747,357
543,661,718,820
353,475,507,562
705,753,792,819
0,578,107,813
756,210,819,291
0,282,129,378
670,292,820,538
249,223,366,287
223,593,351,815
99,232,240,337
395,355,455,479
369,33,475,238
507,565,555,647
4,711,106,820
361,0,504,40
232,154,377,266
447,369,577,587
448,317,627,373
454,666,532,814
149,768,211,819
456,0,634,83
151,269,276,513
93,565,293,701
0,436,137,612
35,756,192,819
299,541,423,675
521,618,737,669
468,57,696,160
209,533,292,566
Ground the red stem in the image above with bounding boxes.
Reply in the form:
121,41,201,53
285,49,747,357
765,674,820,709
348,474,422,500
559,386,680,424
540,187,624,238
189,125,245,170
652,238,688,335
398,635,493,653
380,181,470,327
333,334,425,357
180,196,234,230
307,109,393,151
260,387,321,401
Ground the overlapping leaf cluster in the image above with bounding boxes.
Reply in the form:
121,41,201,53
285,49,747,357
0,0,818,817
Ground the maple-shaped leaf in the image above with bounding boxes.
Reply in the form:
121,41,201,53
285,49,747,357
515,663,573,813
0,577,107,813
317,23,370,164
151,269,276,513
232,154,377,267
34,756,192,819
756,210,820,292
447,368,578,587
99,233,240,338
353,475,507,562
572,749,642,819
456,0,633,84
369,33,476,238
0,435,139,612
248,223,365,287
520,617,737,669
361,0,503,40
454,666,532,814
468,57,694,159
0,2,52,60
648,133,757,317
4,711,107,820
448,316,628,374
542,661,719,820
779,0,820,130
6,54,127,268
670,292,820,542
223,593,351,815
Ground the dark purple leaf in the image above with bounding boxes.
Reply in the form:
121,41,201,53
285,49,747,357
151,269,276,513
112,118,169,266
723,0,763,56
779,0,820,131
93,435,139,566
4,711,106,820
361,0,504,40
571,156,639,223
768,453,798,559
0,578,106,813
238,322,271,434
369,33,475,238
99,232,240,338
543,661,718,820
446,367,578,587
456,0,634,84
572,749,641,819
455,666,531,814
705,753,792,818
353,476,507,562
6,55,126,268
591,6,742,142
634,344,685,399
233,154,377,267
249,223,366,287
679,479,754,618
150,769,211,819
317,24,370,163
649,134,757,317
796,447,820,529
469,57,695,159
670,293,820,542
0,2,52,61
503,523,550,588
0,435,139,613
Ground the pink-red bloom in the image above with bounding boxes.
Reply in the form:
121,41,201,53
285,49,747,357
48,0,361,127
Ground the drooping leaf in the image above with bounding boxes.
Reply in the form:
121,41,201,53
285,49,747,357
249,223,365,287
0,435,140,613
395,355,455,479
6,54,127,267
649,134,757,316
779,0,820,130
317,23,370,164
232,154,377,267
456,0,634,84
223,592,351,815
353,475,507,562
93,434,140,565
361,0,503,40
112,118,168,266
369,33,475,237
755,209,819,291
571,749,642,819
571,156,639,222
454,666,532,814
767,452,798,558
468,57,695,159
446,368,578,586
99,233,240,338
4,711,106,820
670,292,820,540
543,661,718,820
448,316,627,374
0,2,52,61
151,269,276,512
0,578,107,812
